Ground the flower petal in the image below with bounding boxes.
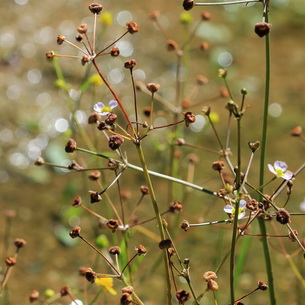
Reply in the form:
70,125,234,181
268,164,276,175
282,170,293,181
239,200,247,208
108,100,118,109
274,161,287,172
224,205,233,214
238,211,246,219
93,102,105,112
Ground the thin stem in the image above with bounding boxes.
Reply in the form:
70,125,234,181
258,1,276,303
195,0,260,6
78,236,120,275
96,31,129,56
135,143,172,305
130,69,139,135
92,60,136,136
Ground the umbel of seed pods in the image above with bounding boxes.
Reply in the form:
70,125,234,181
46,2,139,66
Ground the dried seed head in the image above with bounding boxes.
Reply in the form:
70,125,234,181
159,239,172,250
135,244,147,255
180,220,190,232
90,191,102,203
107,219,119,232
149,11,160,21
276,208,291,225
88,170,101,181
246,199,259,211
85,268,96,283
257,280,268,291
57,34,65,45
81,56,90,66
14,238,26,249
45,51,55,60
120,293,132,305
176,289,191,304
60,286,70,297
105,113,117,125
181,99,191,109
200,41,209,51
143,106,151,117
88,112,100,124
203,271,217,281
110,47,120,57
5,257,16,267
65,139,77,153
166,39,179,52
140,185,149,195
34,157,45,166
97,121,107,130
122,286,134,295
212,161,225,172
248,141,260,152
290,126,302,137
288,229,298,242
187,153,199,164
201,11,211,21
220,87,229,98
75,34,83,42
254,22,272,38
183,111,196,127
69,226,81,238
183,0,194,11
126,21,139,34
79,266,88,276
108,135,124,150
207,279,219,291
146,83,160,93
124,59,137,69
169,200,183,213
29,290,39,303
196,75,208,85
109,246,121,255
88,3,103,14
77,24,88,34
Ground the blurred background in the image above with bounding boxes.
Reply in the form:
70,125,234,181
1,0,305,304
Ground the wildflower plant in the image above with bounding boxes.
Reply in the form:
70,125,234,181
2,0,305,305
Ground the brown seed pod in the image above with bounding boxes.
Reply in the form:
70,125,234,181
183,112,196,127
175,289,191,304
65,139,77,153
108,135,124,150
71,195,82,206
126,21,139,34
69,226,81,238
135,244,147,255
77,24,88,34
88,3,103,14
109,246,121,255
183,0,194,11
107,219,119,232
276,208,291,225
254,22,272,38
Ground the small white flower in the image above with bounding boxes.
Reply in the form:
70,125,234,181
93,100,118,116
268,161,293,180
224,200,246,219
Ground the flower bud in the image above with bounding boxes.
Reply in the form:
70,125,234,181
176,289,190,304
65,139,77,153
183,0,194,11
110,47,120,57
108,135,124,150
69,226,81,238
135,244,147,255
126,21,139,34
29,290,39,303
107,219,119,232
34,157,45,166
88,3,103,14
183,112,196,127
203,271,217,281
77,24,88,34
276,208,291,225
146,83,160,93
254,22,272,38
124,59,137,69
57,34,65,45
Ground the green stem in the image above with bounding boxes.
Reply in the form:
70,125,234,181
195,0,260,6
135,143,172,305
258,2,276,304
